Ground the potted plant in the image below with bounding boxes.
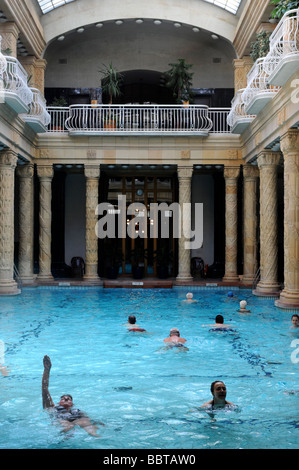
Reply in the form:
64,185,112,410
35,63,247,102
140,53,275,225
99,62,123,129
270,0,299,20
153,245,173,279
250,31,271,62
164,58,194,103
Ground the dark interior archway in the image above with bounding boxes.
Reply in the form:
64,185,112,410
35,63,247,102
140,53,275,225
117,69,173,104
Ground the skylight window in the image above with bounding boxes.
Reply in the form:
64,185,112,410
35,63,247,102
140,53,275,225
204,0,242,15
37,0,76,14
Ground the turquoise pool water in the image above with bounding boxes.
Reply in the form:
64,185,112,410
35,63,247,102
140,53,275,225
0,287,298,449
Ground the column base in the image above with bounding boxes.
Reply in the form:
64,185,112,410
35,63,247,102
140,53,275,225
175,274,193,283
241,275,255,286
0,280,21,296
222,274,239,283
37,274,54,283
275,288,299,311
83,275,101,284
253,281,281,298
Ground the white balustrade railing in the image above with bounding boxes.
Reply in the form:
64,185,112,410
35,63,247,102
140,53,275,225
2,56,33,105
264,8,299,76
47,106,70,132
227,89,255,128
208,108,231,133
242,58,280,105
63,104,214,133
24,88,51,127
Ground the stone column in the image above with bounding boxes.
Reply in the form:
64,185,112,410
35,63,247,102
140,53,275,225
254,151,281,296
242,164,259,285
19,56,47,93
223,166,240,282
84,165,100,281
276,129,299,309
16,163,35,284
0,22,19,57
37,165,53,281
233,56,253,93
176,165,193,282
0,150,20,295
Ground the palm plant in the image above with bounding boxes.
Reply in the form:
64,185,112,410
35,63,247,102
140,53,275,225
99,62,123,104
270,0,299,19
164,58,194,103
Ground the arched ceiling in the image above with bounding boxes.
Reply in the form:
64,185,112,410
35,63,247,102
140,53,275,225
38,0,244,46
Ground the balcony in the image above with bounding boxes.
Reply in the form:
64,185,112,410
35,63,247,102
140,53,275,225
264,8,299,86
47,105,231,135
242,58,280,115
1,56,33,114
20,88,51,133
227,89,255,134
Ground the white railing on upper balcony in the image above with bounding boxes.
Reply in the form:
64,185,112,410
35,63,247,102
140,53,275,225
264,8,299,76
242,57,280,105
24,88,51,127
2,56,33,105
227,89,255,128
64,104,213,133
47,105,231,134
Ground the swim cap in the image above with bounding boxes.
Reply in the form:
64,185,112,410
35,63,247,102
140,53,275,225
227,291,234,297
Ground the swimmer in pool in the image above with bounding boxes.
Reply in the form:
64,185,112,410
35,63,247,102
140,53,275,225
163,328,187,346
201,381,235,409
183,293,197,303
291,314,299,329
42,355,103,436
125,315,146,332
202,315,233,330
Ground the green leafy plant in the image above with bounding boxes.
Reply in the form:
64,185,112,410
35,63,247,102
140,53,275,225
250,31,271,62
164,58,194,103
99,62,123,104
50,96,68,107
270,0,299,19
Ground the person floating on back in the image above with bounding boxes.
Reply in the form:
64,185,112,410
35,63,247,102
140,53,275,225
42,355,103,436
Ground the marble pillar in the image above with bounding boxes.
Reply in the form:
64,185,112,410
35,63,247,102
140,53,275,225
242,164,259,285
176,166,193,282
0,150,20,295
37,165,53,281
255,151,281,296
223,166,240,282
16,163,35,284
276,129,299,309
84,165,100,281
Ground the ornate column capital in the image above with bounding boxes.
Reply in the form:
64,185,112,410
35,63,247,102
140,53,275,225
280,129,299,155
257,150,281,168
0,150,18,169
243,164,259,180
16,163,34,179
37,165,53,180
224,165,240,180
84,165,100,179
177,165,193,180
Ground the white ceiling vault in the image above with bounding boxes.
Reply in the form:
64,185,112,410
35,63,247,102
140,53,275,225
37,0,242,15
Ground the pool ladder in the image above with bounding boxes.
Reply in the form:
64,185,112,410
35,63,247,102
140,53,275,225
13,263,22,290
252,267,260,291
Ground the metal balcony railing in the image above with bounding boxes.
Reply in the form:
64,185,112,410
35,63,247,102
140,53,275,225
2,56,33,107
21,88,51,129
227,89,255,131
264,8,299,79
46,105,231,134
242,58,280,113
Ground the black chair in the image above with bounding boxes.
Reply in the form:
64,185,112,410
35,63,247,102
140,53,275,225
71,257,85,278
191,257,204,278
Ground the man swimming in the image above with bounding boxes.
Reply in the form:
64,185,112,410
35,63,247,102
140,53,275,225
163,328,188,350
202,315,234,330
125,315,146,332
42,355,103,436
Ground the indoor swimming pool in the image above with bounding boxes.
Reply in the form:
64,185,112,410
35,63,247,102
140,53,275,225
0,286,298,449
